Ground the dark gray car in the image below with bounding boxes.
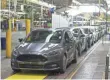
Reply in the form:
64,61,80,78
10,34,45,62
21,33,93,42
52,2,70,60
11,28,78,73
81,27,94,47
70,27,88,56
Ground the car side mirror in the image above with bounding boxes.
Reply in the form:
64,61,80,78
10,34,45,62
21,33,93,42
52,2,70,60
18,38,23,42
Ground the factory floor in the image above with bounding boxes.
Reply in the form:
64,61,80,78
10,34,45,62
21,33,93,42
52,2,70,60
1,31,110,79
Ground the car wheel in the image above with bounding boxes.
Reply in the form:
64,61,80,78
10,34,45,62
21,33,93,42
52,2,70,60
60,55,67,73
12,68,21,72
85,42,88,51
73,49,78,63
88,42,91,48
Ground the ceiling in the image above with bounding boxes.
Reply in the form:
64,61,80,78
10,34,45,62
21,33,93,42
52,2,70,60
77,0,107,9
42,0,108,13
77,0,105,4
42,0,107,6
42,0,72,8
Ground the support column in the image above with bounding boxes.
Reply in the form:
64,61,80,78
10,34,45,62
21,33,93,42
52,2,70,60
26,19,31,36
6,19,12,58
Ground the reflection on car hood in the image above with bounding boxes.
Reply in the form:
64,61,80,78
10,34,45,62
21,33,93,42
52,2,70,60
17,42,60,53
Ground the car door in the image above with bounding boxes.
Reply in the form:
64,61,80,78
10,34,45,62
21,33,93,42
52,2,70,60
88,29,93,45
64,31,74,62
79,29,86,50
67,31,75,60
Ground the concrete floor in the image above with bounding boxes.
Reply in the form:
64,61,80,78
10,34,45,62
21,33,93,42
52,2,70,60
1,32,110,79
71,42,109,79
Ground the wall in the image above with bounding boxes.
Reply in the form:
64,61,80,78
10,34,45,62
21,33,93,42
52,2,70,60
52,13,69,28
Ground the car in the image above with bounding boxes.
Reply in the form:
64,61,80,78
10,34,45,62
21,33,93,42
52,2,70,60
11,28,78,73
97,26,103,39
88,26,99,43
94,26,101,40
81,26,94,47
70,27,89,56
101,25,106,36
91,25,101,39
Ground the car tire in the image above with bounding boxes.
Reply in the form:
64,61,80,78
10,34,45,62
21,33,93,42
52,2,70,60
88,42,91,48
73,49,78,63
85,42,88,51
60,55,67,73
12,68,21,72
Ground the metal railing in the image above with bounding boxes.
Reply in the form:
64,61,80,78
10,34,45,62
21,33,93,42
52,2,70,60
105,48,110,79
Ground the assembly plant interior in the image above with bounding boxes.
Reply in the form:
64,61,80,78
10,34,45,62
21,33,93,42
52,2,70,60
1,0,110,79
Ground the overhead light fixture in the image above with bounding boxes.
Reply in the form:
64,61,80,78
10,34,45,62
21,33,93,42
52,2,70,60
26,0,56,8
72,0,82,5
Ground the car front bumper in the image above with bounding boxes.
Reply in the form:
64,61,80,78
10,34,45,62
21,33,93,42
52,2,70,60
11,54,62,71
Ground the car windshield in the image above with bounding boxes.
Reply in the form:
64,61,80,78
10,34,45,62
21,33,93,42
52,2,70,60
83,28,89,34
25,30,62,43
91,29,95,32
73,29,79,33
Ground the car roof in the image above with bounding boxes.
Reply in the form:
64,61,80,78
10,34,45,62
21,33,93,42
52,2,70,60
70,26,99,30
31,27,70,32
32,28,53,32
70,26,83,31
55,27,70,31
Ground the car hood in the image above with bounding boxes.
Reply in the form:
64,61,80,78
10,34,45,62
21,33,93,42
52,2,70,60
16,42,60,53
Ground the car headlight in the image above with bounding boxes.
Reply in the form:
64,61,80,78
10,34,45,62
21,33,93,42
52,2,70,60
44,51,59,56
12,49,19,57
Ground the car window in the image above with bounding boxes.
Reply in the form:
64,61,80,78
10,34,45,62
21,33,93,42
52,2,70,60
67,31,73,39
83,28,89,34
64,32,70,42
49,30,62,43
25,30,52,43
73,29,79,33
79,29,83,34
25,30,62,43
90,29,94,32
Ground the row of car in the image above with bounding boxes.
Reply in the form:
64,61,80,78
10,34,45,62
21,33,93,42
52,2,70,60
11,25,106,73
70,25,106,56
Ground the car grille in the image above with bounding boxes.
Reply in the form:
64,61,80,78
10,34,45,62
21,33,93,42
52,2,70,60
19,64,43,68
16,54,47,62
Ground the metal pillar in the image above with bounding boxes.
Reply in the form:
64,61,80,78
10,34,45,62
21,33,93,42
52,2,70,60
26,19,31,35
106,8,108,34
31,5,33,30
41,6,43,27
6,0,12,58
6,19,12,58
105,55,109,79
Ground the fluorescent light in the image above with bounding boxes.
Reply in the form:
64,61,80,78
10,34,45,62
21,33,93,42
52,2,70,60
27,0,56,8
38,1,56,8
72,0,82,5
66,8,82,16
79,6,106,13
65,5,106,16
